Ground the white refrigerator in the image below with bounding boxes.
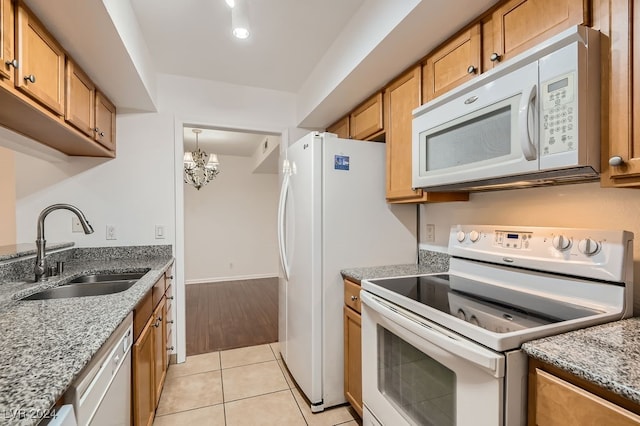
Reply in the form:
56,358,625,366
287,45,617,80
277,132,417,411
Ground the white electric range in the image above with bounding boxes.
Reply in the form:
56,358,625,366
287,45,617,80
361,225,633,426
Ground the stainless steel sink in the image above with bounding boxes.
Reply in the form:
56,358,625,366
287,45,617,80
22,280,138,300
21,271,148,300
69,272,147,284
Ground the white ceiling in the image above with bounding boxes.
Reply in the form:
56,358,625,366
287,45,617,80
183,127,270,157
130,0,365,93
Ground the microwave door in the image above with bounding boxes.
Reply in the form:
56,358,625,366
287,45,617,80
413,61,539,189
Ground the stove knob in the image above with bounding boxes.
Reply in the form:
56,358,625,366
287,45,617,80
578,238,600,256
456,231,466,242
469,230,480,242
552,235,572,251
456,309,467,321
469,315,480,327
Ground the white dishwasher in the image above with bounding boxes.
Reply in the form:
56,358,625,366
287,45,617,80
66,312,133,426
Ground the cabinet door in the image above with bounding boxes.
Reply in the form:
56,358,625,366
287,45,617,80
16,3,65,115
531,368,640,425
350,92,383,140
165,285,173,368
606,0,640,184
153,297,167,406
343,306,363,418
327,116,350,139
384,67,469,203
95,91,116,151
422,24,481,103
490,0,588,67
133,317,155,426
65,60,95,137
0,0,15,82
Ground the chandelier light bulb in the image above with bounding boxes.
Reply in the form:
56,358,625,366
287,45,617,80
184,128,220,190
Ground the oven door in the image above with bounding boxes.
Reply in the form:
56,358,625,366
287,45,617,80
361,291,505,426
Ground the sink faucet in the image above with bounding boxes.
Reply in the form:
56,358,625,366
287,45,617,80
35,204,94,282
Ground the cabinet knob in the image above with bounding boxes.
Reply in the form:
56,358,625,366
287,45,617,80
5,59,18,68
609,156,624,166
153,320,161,328
167,296,174,300
490,52,502,62
467,65,477,74
24,74,36,83
166,346,175,351
350,295,358,301
167,320,174,324
94,127,105,137
168,275,174,280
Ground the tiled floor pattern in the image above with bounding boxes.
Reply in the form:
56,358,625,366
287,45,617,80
154,343,361,426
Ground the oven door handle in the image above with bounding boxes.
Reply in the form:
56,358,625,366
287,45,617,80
362,292,504,377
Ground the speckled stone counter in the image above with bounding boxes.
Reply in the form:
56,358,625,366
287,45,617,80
0,246,174,425
522,317,640,405
341,250,449,283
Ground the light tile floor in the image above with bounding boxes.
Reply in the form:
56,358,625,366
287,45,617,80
154,343,362,426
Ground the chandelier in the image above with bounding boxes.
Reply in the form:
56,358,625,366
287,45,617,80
184,129,220,190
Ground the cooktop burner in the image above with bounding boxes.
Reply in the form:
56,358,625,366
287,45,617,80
367,274,601,334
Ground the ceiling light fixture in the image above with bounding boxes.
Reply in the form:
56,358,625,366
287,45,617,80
229,0,250,39
184,129,220,190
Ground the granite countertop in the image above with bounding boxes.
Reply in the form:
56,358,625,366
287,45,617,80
341,250,450,283
522,317,640,405
0,251,174,425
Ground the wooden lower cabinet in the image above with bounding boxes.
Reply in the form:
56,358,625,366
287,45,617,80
132,272,172,425
133,315,155,426
343,279,363,417
529,359,640,425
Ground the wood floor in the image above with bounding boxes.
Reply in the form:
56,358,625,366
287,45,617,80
185,277,279,356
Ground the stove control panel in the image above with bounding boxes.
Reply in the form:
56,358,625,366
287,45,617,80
448,225,633,282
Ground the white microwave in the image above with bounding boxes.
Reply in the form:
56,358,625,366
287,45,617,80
412,26,601,192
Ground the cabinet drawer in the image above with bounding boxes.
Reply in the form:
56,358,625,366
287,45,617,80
133,290,152,342
344,279,361,313
533,368,640,425
152,276,164,308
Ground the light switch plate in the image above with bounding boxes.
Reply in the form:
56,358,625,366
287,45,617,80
106,225,117,240
425,224,435,243
155,225,165,239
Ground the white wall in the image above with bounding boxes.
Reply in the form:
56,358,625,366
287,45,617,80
15,112,175,246
184,155,278,283
0,147,16,245
419,181,640,312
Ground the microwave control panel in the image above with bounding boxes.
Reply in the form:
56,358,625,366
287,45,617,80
541,71,577,156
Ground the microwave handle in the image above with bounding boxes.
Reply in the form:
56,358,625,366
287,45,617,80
519,84,537,161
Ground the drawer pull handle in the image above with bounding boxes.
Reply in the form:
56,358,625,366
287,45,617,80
5,59,18,68
350,295,358,301
24,74,36,83
490,52,502,62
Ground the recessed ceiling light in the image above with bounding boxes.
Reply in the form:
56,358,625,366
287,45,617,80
233,27,250,39
225,0,235,8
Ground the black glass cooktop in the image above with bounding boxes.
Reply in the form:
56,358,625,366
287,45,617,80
366,274,602,333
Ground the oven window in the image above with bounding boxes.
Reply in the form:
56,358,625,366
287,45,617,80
378,326,456,425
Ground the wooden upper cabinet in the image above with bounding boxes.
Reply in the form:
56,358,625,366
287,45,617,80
605,0,640,185
422,24,481,103
490,0,589,67
95,91,116,151
350,92,383,140
16,2,65,115
327,116,350,139
0,0,15,82
384,67,469,203
65,60,95,137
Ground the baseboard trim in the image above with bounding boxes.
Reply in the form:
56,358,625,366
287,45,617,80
185,273,278,285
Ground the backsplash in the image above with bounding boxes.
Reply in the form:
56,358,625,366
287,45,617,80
418,249,450,271
0,245,173,284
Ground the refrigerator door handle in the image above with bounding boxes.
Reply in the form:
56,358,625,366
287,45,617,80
277,172,291,280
